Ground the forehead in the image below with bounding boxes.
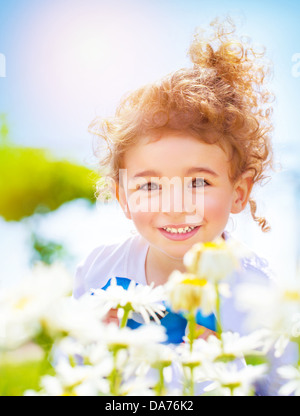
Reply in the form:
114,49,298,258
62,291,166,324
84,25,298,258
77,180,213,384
122,130,231,178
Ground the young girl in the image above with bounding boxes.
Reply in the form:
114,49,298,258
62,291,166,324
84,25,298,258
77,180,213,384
74,19,296,394
74,17,273,297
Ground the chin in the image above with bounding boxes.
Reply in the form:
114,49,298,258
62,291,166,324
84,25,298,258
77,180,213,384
162,246,192,261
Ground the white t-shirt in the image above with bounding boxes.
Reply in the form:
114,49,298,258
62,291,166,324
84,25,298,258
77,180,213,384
73,234,149,299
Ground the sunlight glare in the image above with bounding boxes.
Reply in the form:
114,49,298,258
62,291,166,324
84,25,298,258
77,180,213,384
72,30,109,70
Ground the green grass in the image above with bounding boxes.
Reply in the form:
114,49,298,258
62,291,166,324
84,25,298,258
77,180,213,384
0,359,54,396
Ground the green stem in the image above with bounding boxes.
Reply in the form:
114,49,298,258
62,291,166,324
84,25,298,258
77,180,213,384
119,304,132,329
153,365,166,396
182,365,195,396
182,368,188,396
215,283,222,336
184,312,197,396
189,365,195,396
187,311,197,353
108,348,122,395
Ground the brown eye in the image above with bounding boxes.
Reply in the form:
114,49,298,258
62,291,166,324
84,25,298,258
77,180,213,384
190,178,208,188
139,182,160,191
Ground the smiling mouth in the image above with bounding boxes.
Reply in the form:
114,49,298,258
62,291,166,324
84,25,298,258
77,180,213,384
161,225,198,234
158,224,201,240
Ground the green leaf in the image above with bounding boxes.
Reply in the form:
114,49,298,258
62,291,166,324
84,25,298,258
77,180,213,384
244,354,268,366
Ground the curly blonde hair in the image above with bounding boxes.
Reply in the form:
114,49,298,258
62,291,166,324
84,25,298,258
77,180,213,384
90,17,274,232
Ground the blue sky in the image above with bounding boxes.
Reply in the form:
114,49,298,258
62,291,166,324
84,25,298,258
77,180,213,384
0,0,300,166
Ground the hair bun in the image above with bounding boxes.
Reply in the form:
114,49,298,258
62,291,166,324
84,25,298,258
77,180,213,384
188,17,273,111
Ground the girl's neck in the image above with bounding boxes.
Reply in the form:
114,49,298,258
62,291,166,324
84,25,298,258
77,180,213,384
145,245,186,287
144,231,227,287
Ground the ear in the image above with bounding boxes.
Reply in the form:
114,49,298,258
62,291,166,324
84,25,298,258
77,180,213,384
117,184,132,220
231,171,254,214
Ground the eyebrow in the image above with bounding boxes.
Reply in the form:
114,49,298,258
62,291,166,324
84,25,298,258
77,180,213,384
132,167,219,178
132,170,161,179
186,167,219,177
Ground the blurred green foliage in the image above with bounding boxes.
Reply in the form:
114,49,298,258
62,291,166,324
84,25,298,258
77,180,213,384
30,232,72,266
0,356,54,396
0,115,99,221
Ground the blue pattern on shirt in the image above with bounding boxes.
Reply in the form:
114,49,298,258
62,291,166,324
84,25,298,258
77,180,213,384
98,277,216,344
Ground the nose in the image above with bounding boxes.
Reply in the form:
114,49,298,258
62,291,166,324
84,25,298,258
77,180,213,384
160,179,204,223
171,184,184,213
160,180,185,214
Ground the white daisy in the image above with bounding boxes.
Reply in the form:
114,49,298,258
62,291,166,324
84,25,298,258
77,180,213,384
35,357,110,396
120,377,155,396
120,325,170,382
91,278,167,324
0,262,73,349
176,335,222,366
165,270,216,315
183,238,240,284
277,365,300,396
101,322,167,351
220,330,272,358
202,361,268,396
41,295,105,344
235,277,300,357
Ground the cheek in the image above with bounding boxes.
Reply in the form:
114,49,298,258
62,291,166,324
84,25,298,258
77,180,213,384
204,190,233,220
127,192,161,214
129,208,157,231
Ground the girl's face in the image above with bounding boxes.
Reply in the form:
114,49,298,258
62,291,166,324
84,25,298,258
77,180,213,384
118,130,251,260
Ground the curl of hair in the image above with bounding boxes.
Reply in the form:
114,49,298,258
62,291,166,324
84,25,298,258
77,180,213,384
91,17,274,232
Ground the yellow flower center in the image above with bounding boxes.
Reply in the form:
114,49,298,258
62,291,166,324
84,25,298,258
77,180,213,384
14,296,31,310
202,240,226,250
284,290,300,302
181,277,207,287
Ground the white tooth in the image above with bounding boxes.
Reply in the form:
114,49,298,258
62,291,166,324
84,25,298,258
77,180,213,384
163,226,198,234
